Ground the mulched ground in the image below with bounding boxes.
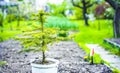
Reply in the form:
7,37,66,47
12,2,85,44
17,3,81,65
0,39,112,73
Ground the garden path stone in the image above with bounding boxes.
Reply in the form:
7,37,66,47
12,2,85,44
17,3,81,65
0,39,112,73
86,44,120,70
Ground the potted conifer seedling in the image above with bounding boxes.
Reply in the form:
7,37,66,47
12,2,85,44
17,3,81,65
16,10,61,73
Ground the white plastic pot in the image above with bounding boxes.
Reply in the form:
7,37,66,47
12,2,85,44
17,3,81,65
31,58,59,73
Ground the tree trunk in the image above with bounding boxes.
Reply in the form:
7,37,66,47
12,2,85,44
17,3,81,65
17,6,20,27
114,7,120,38
83,8,89,26
82,0,89,26
105,0,120,38
98,18,101,30
0,16,3,32
0,21,3,32
17,18,20,27
0,8,4,32
42,51,46,64
71,0,89,26
40,13,46,63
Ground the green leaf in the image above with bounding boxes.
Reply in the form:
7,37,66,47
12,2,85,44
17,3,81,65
0,61,7,66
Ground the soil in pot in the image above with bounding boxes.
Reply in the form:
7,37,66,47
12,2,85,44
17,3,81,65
32,59,55,65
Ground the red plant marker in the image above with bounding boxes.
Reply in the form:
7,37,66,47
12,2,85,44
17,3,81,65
90,48,94,56
90,48,94,64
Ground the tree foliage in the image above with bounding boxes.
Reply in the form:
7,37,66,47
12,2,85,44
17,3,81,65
95,2,111,18
47,1,72,17
113,0,120,5
15,10,67,64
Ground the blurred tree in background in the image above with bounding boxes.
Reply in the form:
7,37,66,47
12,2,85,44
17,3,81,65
48,1,72,17
71,0,96,26
105,0,120,38
0,9,3,32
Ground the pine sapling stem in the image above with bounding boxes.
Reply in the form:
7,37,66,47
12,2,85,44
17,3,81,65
40,12,46,64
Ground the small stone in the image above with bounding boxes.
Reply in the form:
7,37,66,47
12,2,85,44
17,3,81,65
27,63,31,65
25,54,28,57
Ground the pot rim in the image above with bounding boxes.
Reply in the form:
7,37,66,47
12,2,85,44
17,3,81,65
31,58,59,68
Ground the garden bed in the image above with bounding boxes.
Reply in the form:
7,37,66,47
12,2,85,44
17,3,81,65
0,39,112,73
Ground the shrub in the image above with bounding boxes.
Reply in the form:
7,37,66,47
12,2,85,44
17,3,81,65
44,16,78,31
15,10,67,64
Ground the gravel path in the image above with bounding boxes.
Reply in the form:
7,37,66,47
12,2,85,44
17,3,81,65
0,39,112,73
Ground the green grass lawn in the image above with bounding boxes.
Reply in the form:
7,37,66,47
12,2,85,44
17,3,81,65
73,19,120,56
2,19,113,43
0,19,116,55
73,19,113,44
72,19,114,63
0,20,35,41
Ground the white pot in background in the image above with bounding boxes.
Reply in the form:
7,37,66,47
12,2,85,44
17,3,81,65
31,58,59,73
